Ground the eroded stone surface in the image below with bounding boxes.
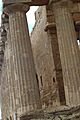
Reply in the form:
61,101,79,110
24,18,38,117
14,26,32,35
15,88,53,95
20,106,80,120
0,0,80,120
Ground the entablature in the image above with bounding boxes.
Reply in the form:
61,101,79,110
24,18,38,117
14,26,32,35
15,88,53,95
2,0,49,6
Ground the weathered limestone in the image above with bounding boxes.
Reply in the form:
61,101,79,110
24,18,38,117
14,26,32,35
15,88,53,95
1,13,16,120
1,14,19,119
45,6,66,105
1,40,10,120
3,0,49,5
20,105,80,120
31,6,61,108
0,24,10,120
1,1,80,120
3,3,41,116
47,27,66,105
5,19,14,117
51,0,80,106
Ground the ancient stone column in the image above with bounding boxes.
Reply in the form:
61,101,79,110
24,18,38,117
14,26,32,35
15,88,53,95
2,14,18,119
6,21,14,116
45,23,66,105
4,3,41,115
51,0,80,106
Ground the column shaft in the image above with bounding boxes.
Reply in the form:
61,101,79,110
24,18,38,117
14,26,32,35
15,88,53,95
53,2,80,106
8,10,41,114
47,28,66,105
47,26,65,105
7,27,15,115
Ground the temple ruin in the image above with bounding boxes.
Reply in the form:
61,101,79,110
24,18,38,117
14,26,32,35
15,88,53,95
0,0,80,120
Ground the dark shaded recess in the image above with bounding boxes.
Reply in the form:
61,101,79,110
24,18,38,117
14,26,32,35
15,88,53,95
47,27,66,105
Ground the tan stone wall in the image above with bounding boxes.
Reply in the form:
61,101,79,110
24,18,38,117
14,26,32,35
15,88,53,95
31,6,60,108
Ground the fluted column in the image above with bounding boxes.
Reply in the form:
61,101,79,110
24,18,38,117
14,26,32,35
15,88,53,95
51,0,80,106
6,24,14,115
4,3,41,115
1,14,15,119
46,25,66,105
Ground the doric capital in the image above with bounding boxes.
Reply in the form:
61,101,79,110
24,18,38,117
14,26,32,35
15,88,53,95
49,0,66,4
49,0,72,8
3,3,30,15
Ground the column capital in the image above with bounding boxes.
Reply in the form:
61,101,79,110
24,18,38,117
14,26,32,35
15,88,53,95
3,3,30,15
49,0,72,9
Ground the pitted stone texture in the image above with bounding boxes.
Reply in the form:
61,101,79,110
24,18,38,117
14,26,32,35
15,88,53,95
9,10,41,115
1,28,10,120
20,106,80,120
1,41,11,120
31,6,61,108
46,5,66,105
53,1,80,106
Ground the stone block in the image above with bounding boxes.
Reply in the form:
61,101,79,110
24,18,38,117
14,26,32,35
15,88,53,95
2,0,32,4
2,0,49,6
